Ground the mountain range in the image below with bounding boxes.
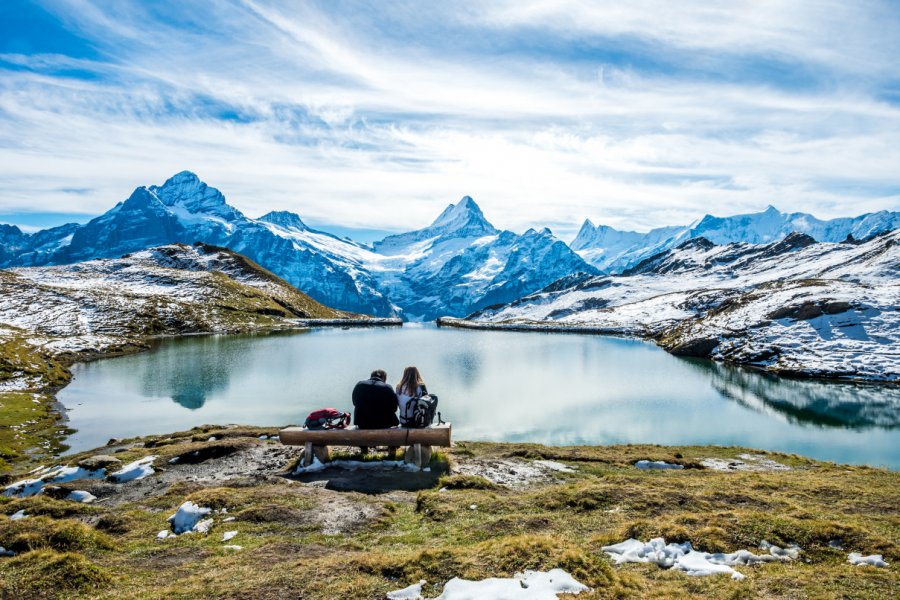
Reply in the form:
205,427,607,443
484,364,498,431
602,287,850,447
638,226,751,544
468,230,899,381
571,205,899,272
0,171,897,319
0,172,593,319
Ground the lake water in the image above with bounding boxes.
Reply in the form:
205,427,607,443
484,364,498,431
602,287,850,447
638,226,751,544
57,325,900,468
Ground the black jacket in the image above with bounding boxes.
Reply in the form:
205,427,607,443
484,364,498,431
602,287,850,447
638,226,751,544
352,378,399,429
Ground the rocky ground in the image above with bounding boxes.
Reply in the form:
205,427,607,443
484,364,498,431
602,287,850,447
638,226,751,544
1,431,897,599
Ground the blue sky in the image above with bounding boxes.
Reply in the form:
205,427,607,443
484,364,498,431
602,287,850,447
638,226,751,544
1,0,898,240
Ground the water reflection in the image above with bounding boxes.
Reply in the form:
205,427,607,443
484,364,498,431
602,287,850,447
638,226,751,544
139,337,233,409
57,326,900,467
703,362,900,429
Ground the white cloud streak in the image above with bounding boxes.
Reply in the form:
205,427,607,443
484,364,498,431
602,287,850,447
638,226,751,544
0,0,898,239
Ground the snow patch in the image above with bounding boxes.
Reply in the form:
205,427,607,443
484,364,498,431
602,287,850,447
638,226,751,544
385,569,589,600
848,553,889,567
167,501,213,535
66,490,97,503
602,538,801,581
3,465,105,498
222,530,238,542
9,510,26,521
109,456,157,482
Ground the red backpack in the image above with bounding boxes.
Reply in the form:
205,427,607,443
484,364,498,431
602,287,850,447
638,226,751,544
304,408,351,430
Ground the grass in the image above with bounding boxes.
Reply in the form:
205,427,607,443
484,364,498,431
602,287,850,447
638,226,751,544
0,332,75,474
0,432,895,599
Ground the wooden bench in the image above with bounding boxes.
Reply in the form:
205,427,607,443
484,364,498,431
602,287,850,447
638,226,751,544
279,424,452,468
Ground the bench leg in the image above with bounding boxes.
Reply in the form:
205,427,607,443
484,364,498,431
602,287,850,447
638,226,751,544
304,442,313,467
403,444,433,469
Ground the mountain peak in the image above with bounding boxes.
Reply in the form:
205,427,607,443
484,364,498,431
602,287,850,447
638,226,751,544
259,210,307,232
764,205,780,214
166,171,201,186
429,195,496,234
149,171,244,221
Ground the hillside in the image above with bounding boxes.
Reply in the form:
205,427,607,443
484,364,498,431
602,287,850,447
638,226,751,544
0,242,352,357
466,231,900,382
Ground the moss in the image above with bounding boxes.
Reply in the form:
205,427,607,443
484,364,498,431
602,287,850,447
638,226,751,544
0,550,112,599
2,496,97,520
0,516,114,553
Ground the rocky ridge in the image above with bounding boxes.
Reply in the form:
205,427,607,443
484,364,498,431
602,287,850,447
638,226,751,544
467,230,900,381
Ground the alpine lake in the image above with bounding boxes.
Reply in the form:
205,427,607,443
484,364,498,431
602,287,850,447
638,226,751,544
57,324,900,468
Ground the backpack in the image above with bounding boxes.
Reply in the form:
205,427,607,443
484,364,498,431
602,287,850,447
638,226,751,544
401,394,440,428
304,408,350,430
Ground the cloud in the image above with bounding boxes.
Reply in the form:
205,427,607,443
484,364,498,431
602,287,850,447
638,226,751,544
0,0,898,240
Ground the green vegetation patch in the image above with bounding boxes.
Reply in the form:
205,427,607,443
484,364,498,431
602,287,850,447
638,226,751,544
0,550,112,599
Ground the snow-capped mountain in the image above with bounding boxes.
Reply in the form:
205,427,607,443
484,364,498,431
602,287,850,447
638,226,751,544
368,198,596,319
572,205,900,272
2,172,394,316
0,172,595,319
468,230,900,381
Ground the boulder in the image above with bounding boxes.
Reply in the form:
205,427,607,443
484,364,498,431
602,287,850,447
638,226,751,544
77,455,123,471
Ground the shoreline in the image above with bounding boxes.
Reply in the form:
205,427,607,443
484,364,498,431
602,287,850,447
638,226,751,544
0,318,403,476
435,316,900,386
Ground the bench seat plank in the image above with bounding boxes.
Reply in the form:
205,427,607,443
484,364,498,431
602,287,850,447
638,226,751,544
279,424,451,447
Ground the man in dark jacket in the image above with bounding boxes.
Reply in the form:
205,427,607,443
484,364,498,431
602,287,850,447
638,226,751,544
352,369,399,455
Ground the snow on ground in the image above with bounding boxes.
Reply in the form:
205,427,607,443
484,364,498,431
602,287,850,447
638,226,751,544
167,501,212,535
387,580,427,599
66,490,97,503
0,546,16,557
635,460,684,470
222,530,237,542
386,569,589,600
108,456,157,482
3,465,106,498
848,553,889,567
9,510,26,520
602,538,801,581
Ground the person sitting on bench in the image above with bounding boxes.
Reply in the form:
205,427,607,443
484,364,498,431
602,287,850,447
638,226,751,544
352,369,399,456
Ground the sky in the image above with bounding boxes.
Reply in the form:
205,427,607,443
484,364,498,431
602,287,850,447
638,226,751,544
1,0,899,241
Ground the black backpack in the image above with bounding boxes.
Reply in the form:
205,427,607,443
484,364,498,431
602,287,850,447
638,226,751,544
401,392,440,428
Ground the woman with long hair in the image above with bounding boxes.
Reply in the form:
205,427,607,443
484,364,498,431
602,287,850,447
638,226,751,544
396,366,427,425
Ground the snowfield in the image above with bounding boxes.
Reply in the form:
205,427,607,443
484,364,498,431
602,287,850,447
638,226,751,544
469,231,899,381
